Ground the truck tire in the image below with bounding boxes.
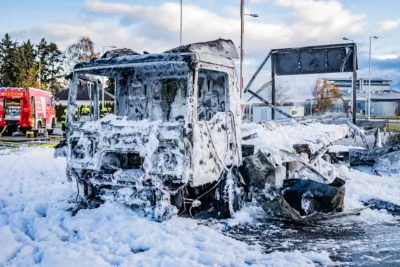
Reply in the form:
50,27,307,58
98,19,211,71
35,121,42,137
47,118,56,134
214,167,245,219
2,128,13,136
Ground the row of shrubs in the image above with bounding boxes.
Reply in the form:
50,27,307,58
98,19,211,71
55,103,115,121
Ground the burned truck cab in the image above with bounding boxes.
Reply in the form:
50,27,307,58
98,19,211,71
64,39,244,219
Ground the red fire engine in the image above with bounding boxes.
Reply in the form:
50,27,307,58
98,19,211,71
0,87,57,135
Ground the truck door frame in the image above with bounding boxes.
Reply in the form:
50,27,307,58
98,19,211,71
31,96,36,128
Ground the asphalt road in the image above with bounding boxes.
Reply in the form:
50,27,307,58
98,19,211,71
225,216,400,266
0,128,63,143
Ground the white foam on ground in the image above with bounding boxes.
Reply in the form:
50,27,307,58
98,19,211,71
328,145,365,153
242,121,349,164
0,148,334,267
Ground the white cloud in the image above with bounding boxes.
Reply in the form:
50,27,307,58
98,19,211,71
12,0,365,56
81,0,365,53
276,0,365,41
379,19,400,31
373,54,399,60
249,0,270,4
9,0,368,99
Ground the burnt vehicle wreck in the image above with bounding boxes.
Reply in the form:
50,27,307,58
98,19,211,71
240,149,346,221
57,39,351,221
61,39,245,220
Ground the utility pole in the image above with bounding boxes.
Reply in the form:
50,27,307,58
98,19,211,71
180,0,183,47
38,48,41,89
240,0,244,98
240,1,259,98
352,44,357,124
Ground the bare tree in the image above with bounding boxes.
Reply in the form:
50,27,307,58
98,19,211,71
275,83,291,106
62,36,100,75
247,81,291,106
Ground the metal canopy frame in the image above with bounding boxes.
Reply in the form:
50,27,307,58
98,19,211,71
244,43,358,123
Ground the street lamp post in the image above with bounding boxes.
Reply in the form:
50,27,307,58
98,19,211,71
38,49,41,89
180,0,183,47
248,55,252,76
368,36,378,120
102,45,117,107
243,53,252,85
240,0,259,98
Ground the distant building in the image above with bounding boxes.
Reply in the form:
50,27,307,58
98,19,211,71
322,78,392,94
305,91,400,116
244,102,304,122
303,77,399,116
343,92,400,116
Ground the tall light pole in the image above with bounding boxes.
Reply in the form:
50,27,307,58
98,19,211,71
240,0,259,98
37,48,41,89
244,53,252,85
368,36,378,120
102,45,117,107
180,0,183,46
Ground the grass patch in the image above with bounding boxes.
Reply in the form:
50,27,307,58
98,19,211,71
0,141,59,148
386,123,400,132
358,116,400,120
375,116,400,120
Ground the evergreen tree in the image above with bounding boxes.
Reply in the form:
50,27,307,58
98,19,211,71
15,40,36,88
20,64,40,88
105,77,115,95
36,38,64,92
0,33,18,86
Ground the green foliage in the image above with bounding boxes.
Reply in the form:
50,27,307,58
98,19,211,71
0,33,64,91
15,40,36,87
36,38,65,93
0,33,19,86
105,77,115,95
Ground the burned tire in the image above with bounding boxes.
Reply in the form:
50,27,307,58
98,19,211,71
83,181,103,208
214,167,245,219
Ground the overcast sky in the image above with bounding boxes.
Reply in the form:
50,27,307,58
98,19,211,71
1,0,400,100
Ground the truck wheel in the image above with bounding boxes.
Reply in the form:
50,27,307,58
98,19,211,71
35,121,42,137
47,119,56,135
2,128,13,136
214,167,245,219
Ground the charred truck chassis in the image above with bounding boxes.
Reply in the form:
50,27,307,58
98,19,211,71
64,39,247,220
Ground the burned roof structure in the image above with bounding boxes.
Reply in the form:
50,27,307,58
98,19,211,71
74,38,238,72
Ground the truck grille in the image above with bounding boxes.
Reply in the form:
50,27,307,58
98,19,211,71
6,121,19,127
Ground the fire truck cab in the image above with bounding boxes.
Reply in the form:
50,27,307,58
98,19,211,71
0,87,57,136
